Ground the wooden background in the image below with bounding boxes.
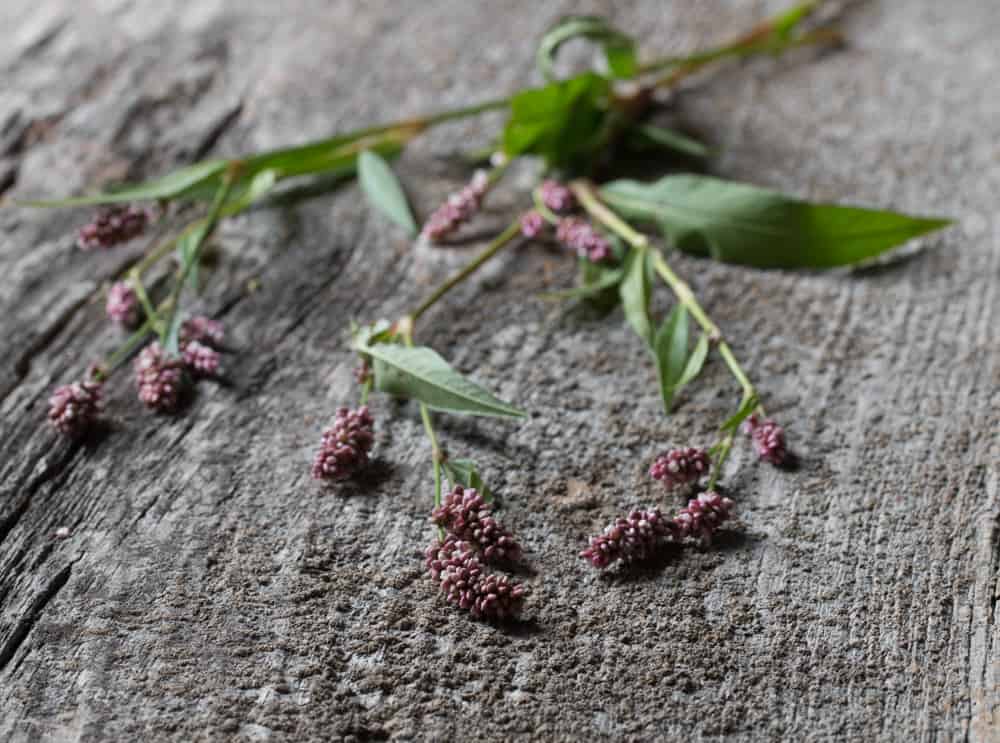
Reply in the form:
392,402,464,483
1,1,997,740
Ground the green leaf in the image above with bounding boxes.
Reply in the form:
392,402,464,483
20,160,229,207
222,168,278,215
503,72,611,170
355,341,525,418
358,150,417,235
653,305,690,413
537,16,637,80
720,395,760,434
600,175,951,269
441,459,492,502
631,124,710,159
540,263,624,301
677,333,710,388
619,248,653,346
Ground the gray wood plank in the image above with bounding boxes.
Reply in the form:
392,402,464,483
0,1,997,740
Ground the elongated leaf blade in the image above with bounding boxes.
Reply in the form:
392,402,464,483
654,305,689,412
632,124,710,159
601,175,951,269
677,333,710,388
358,342,525,418
720,395,760,433
358,150,417,235
441,458,492,502
619,248,653,346
20,160,229,207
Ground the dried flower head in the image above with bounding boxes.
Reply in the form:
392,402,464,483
425,536,527,620
580,507,672,569
539,179,575,212
420,170,491,242
649,447,711,489
180,316,224,348
181,340,220,377
311,405,375,480
105,281,141,329
48,380,103,437
134,342,188,413
431,485,522,563
673,491,735,545
743,414,787,465
520,210,546,239
77,204,151,250
556,217,612,263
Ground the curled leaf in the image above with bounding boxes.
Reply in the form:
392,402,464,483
537,16,637,80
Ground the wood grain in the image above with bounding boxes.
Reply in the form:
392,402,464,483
1,1,997,740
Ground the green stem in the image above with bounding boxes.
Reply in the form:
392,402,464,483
571,179,765,486
128,272,162,334
160,171,237,348
636,1,824,77
410,218,522,323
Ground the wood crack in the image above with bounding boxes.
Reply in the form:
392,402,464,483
0,562,71,674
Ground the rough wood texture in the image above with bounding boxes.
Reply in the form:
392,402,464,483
1,1,997,740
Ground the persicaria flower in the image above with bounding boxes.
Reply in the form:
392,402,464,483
311,406,375,480
134,342,188,413
539,179,575,212
520,210,546,239
743,414,787,465
105,281,141,329
672,491,735,545
431,485,522,563
580,508,672,569
180,316,224,347
77,204,151,250
181,340,220,377
649,447,711,489
556,217,612,263
425,536,527,620
420,170,491,243
48,380,103,437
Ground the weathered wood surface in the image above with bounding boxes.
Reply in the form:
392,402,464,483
1,1,997,740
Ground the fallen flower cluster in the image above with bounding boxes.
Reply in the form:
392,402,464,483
427,486,527,620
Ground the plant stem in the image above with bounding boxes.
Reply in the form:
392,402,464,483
400,324,446,534
570,179,764,486
636,1,826,77
160,171,237,349
410,218,522,323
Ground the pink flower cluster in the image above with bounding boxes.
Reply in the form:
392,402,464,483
311,406,376,480
427,485,527,620
431,485,522,562
420,170,490,242
78,205,151,251
425,535,527,621
539,179,575,212
134,343,188,413
556,216,612,263
580,491,735,569
106,281,141,329
649,447,711,489
48,380,103,437
744,414,788,465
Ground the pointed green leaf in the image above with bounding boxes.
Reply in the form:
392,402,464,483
677,333,710,388
720,395,760,433
540,264,624,301
441,459,493,502
20,160,229,207
600,175,952,269
619,248,653,346
358,150,417,235
654,305,690,412
631,124,710,159
356,342,525,418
